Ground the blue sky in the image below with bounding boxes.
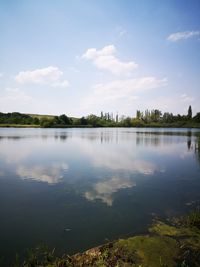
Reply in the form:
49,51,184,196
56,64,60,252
0,0,200,117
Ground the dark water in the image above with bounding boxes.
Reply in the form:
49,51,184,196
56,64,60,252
0,127,200,264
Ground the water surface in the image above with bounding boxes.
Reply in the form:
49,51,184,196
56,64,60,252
0,127,200,263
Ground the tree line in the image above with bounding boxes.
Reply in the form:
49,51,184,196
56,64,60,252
0,106,200,127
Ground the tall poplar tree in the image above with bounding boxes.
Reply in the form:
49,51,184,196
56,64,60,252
188,105,192,119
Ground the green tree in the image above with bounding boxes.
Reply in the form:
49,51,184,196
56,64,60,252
188,105,192,119
80,116,88,125
122,117,132,127
193,112,200,122
154,109,162,121
87,114,100,127
40,117,54,127
162,112,174,123
116,114,119,123
59,114,72,124
136,110,141,120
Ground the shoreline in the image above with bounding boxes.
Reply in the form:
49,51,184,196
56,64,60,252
1,124,200,129
11,212,200,267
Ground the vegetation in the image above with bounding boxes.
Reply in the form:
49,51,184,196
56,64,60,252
0,112,40,126
0,106,200,128
8,211,200,267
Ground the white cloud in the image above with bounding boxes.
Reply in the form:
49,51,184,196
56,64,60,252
0,73,4,78
144,94,197,115
82,76,167,111
0,87,58,114
167,31,200,42
0,88,33,112
15,66,69,88
93,76,167,97
180,94,194,103
82,45,138,75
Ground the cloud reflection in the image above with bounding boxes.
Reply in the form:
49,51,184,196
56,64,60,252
85,176,135,206
77,140,157,174
16,163,68,184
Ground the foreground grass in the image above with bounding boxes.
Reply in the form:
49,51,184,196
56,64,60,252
10,212,200,267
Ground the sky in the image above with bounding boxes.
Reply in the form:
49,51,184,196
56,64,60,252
0,0,200,117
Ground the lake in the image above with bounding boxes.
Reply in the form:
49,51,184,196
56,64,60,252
0,127,200,264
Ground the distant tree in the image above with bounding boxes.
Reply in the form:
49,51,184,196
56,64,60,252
80,116,87,125
154,109,162,121
144,109,150,122
54,116,60,124
136,110,141,120
162,112,174,123
33,117,40,125
40,117,54,127
59,114,70,124
53,114,72,125
188,105,192,119
116,114,119,123
174,114,184,121
111,112,114,121
0,112,37,125
193,112,200,122
122,117,132,127
87,114,100,127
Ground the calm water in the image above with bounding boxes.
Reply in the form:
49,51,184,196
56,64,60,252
0,127,200,263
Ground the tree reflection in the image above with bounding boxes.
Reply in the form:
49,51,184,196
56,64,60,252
136,132,161,147
187,130,192,151
54,131,72,141
195,135,200,163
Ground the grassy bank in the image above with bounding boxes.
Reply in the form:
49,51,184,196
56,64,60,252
9,212,200,267
1,122,200,128
0,124,40,128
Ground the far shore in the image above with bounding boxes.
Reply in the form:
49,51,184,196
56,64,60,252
0,123,200,129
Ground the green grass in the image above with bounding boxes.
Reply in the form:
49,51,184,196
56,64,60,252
114,235,179,267
9,214,200,267
0,124,40,128
26,113,56,120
